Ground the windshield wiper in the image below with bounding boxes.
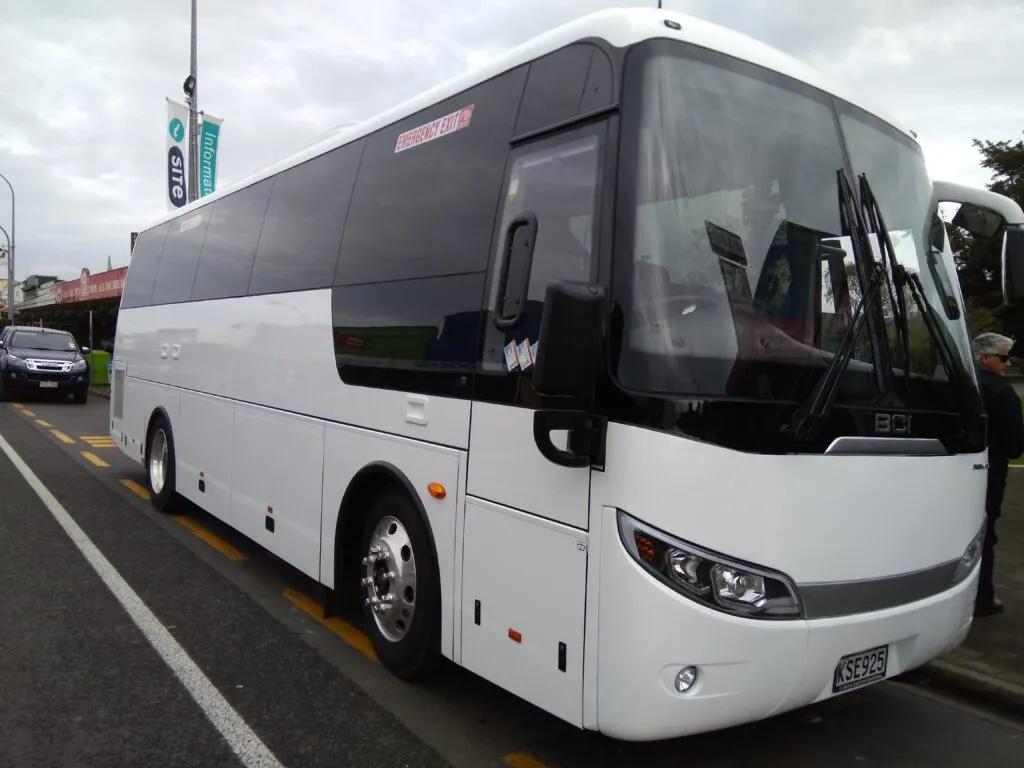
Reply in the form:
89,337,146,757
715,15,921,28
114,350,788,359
782,169,888,441
858,174,912,387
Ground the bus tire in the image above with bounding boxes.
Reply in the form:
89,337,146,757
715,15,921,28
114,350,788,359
146,413,181,514
358,487,441,680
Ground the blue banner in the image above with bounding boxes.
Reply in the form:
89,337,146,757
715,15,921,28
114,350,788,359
198,114,223,198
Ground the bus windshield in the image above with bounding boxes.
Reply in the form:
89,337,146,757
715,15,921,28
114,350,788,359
612,42,976,414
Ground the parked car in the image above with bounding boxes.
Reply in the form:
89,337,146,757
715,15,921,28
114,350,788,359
0,326,91,404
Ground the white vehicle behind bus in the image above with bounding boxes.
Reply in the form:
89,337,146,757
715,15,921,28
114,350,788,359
111,7,1024,741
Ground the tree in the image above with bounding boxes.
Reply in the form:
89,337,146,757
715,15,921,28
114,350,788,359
947,133,1024,341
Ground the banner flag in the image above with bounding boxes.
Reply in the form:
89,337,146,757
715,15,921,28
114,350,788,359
198,114,223,198
166,98,190,211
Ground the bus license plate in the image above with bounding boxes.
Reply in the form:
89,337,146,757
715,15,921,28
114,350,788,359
832,644,888,694
39,381,58,388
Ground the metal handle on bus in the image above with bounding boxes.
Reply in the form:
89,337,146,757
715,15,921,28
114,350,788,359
493,213,539,330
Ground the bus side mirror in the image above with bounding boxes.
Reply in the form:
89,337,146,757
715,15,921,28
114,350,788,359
532,281,607,399
530,281,608,469
1002,226,1024,305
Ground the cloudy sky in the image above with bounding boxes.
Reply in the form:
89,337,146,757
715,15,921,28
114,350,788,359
1,0,1022,282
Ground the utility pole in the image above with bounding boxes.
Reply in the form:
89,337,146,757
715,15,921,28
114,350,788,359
0,172,14,324
186,0,199,203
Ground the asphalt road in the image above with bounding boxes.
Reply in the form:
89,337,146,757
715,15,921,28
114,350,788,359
1,394,1022,768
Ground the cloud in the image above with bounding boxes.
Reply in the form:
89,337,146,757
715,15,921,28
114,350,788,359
0,0,1021,281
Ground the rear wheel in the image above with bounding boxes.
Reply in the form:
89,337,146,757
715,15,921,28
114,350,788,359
147,415,181,513
359,488,441,679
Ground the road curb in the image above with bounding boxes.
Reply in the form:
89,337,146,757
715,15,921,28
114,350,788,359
901,660,1024,721
90,387,111,400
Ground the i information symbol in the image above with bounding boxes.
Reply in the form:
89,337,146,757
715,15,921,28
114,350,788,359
168,118,185,143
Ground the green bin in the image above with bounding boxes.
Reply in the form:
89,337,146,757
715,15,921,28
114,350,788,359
87,349,112,386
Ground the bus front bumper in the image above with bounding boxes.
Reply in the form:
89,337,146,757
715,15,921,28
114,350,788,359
595,513,978,742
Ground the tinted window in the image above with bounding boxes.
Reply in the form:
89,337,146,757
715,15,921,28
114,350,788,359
121,222,171,309
480,131,602,376
151,206,212,305
192,179,272,302
332,272,486,398
579,48,615,113
335,67,528,286
249,142,364,295
514,45,593,136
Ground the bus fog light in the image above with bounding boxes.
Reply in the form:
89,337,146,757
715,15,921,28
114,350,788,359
674,666,698,693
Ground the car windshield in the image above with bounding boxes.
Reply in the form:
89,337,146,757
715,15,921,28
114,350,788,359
612,42,975,413
10,331,78,352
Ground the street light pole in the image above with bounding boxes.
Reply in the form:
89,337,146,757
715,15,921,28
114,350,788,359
187,0,199,203
0,224,10,319
0,172,14,324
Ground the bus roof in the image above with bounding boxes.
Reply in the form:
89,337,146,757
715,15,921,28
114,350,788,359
143,6,916,232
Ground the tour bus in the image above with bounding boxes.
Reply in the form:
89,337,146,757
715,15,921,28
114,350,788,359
111,7,1024,741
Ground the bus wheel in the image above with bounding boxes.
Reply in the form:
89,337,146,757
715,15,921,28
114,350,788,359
359,488,440,680
147,415,180,513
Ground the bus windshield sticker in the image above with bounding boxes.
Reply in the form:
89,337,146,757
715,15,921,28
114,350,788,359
503,340,520,372
517,338,534,370
395,104,475,154
531,340,539,363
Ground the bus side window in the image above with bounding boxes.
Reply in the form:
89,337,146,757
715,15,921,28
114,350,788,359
481,129,603,380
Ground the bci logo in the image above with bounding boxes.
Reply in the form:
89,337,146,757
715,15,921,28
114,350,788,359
874,413,912,435
168,146,186,208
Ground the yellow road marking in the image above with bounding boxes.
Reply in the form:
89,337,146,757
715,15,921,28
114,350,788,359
35,419,53,428
173,516,247,562
19,408,36,417
283,588,379,663
502,753,551,768
81,435,116,448
12,402,24,408
51,430,75,444
120,479,151,501
81,451,110,468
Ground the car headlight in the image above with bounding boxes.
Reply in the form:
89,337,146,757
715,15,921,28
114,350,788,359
952,523,986,586
5,354,27,369
617,510,803,619
71,359,87,371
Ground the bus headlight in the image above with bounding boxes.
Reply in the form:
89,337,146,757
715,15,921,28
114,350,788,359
952,523,986,586
617,510,802,619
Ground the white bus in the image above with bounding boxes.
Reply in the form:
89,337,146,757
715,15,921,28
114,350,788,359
111,7,1024,741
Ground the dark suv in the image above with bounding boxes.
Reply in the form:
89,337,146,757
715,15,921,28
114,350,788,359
0,326,91,404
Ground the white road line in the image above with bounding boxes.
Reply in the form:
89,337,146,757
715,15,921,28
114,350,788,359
0,429,286,768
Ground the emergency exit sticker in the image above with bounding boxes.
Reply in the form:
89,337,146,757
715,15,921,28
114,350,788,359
395,104,475,153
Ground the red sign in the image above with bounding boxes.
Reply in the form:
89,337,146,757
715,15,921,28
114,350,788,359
57,267,128,304
394,104,474,154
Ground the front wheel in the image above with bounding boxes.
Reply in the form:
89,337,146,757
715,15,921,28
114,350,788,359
359,489,441,679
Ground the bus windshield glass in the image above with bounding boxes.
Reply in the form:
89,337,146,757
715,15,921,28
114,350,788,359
612,42,975,412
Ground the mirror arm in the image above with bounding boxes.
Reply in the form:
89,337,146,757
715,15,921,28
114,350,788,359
533,409,607,469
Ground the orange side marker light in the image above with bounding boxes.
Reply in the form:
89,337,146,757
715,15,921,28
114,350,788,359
508,628,522,643
427,482,446,500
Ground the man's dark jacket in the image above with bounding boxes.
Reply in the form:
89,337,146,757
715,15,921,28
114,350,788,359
978,368,1024,477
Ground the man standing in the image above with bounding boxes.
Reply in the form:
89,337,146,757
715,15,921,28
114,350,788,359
973,332,1024,617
